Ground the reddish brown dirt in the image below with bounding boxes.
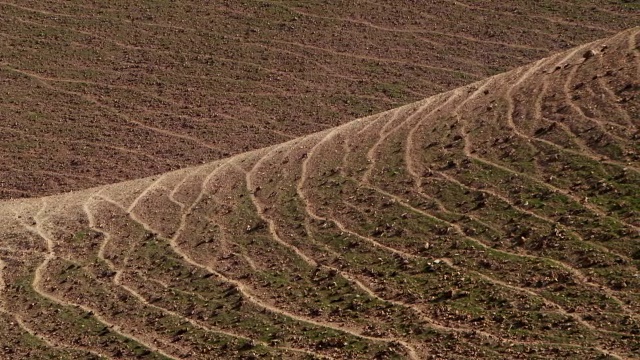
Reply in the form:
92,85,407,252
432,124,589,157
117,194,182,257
1,0,638,199
0,27,637,359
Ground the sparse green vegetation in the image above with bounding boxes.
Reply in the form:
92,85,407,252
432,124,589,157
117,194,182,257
0,3,638,360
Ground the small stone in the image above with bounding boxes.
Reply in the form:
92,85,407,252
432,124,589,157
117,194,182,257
583,49,596,60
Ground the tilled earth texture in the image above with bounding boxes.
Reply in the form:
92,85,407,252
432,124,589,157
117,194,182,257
0,27,638,359
0,0,639,198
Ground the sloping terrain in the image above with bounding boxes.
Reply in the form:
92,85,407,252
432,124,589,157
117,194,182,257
0,27,638,359
1,0,639,198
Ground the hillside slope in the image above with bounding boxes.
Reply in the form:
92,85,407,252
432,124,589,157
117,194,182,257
1,0,639,199
0,27,638,359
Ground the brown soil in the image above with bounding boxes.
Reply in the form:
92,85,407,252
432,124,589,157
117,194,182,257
0,27,637,359
1,0,639,199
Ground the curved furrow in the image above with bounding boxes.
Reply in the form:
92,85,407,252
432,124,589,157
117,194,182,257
257,0,529,67
305,217,453,338
340,177,636,354
561,59,638,149
241,212,429,354
341,192,629,352
0,125,184,167
532,78,636,176
441,125,639,259
332,80,639,340
201,218,260,272
2,13,369,100
401,76,512,242
591,30,636,128
0,310,106,360
0,66,193,112
4,166,100,182
5,47,311,101
125,177,167,217
249,41,359,83
298,131,516,353
230,156,418,359
153,213,411,358
217,156,424,359
166,161,230,212
18,6,400,96
7,312,68,352
242,140,318,268
494,48,639,251
323,196,608,352
118,270,327,360
424,170,640,320
3,65,226,155
99,162,414,359
460,100,640,233
95,194,337,359
447,0,617,35
465,142,640,239
405,78,494,186
363,96,447,184
352,177,632,340
435,168,630,260
6,207,171,359
89,194,232,342
0,1,91,20
503,61,549,174
349,179,621,332
11,200,65,314
166,170,201,210
555,0,632,16
32,200,184,359
533,74,586,150
342,186,636,338
437,257,599,329
267,38,482,79
253,130,504,357
500,37,637,171
361,108,407,183
336,113,389,178
169,111,297,142
90,193,328,359
296,123,626,354
157,158,234,240
1,253,217,359
555,33,638,133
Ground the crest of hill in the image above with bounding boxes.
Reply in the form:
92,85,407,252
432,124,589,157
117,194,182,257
0,27,638,359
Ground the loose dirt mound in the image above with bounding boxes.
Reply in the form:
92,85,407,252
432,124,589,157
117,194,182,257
1,0,639,199
0,27,638,359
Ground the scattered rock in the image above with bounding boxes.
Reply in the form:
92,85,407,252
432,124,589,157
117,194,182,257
583,49,596,60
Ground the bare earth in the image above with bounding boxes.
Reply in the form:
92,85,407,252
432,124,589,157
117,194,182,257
0,0,639,198
0,27,638,359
